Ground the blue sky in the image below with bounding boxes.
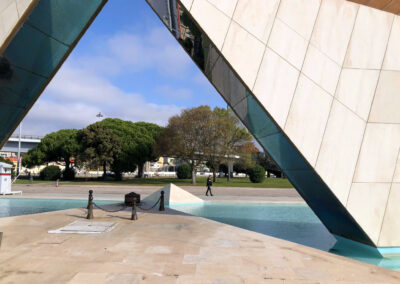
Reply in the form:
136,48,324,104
22,0,225,135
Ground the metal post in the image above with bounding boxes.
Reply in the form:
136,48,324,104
87,190,94,219
16,123,22,177
159,190,165,211
131,197,138,220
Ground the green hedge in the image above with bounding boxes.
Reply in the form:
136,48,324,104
248,165,265,183
176,164,191,179
40,165,61,180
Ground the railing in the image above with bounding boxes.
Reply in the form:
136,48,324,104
9,135,42,140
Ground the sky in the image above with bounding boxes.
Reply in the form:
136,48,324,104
21,0,225,136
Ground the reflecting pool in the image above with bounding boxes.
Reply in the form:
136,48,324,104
170,202,400,272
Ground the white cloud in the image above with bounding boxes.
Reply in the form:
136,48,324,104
20,26,203,136
23,63,182,135
155,85,193,100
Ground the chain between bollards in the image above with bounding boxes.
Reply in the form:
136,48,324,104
87,190,94,219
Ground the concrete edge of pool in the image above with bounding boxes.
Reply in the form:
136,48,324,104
0,206,399,283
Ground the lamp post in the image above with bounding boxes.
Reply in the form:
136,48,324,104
95,113,103,177
16,122,22,177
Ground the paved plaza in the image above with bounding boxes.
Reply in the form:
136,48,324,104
0,204,400,283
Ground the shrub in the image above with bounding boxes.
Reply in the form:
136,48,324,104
176,164,191,179
248,165,265,183
62,168,75,180
40,165,61,180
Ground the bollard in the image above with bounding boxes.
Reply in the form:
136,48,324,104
159,190,165,211
87,190,94,219
131,197,138,220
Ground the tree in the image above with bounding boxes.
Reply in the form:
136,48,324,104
98,119,162,179
234,142,259,176
80,123,122,178
23,129,81,179
211,108,252,182
132,122,163,178
155,106,213,184
255,151,282,178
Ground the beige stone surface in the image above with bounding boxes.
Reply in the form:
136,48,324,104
369,70,400,123
0,207,399,283
253,48,299,128
206,0,238,17
179,0,193,11
0,0,36,52
302,44,341,95
335,68,380,121
347,182,391,243
276,0,321,40
285,75,332,166
316,101,365,205
354,123,400,183
383,16,400,71
379,183,400,246
344,5,393,69
311,0,358,65
233,0,280,43
190,0,230,49
221,21,265,88
268,18,308,70
142,183,203,205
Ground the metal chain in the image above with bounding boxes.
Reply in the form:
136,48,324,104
93,202,127,213
137,197,161,211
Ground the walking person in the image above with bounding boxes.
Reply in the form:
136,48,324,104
205,175,213,196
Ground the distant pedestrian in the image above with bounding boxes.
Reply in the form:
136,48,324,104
205,175,213,196
56,179,59,188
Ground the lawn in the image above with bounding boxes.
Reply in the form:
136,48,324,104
14,176,293,188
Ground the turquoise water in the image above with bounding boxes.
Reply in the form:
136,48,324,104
0,198,119,218
170,202,400,272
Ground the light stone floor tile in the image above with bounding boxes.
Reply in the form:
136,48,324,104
0,208,399,283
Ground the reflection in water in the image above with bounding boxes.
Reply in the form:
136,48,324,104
171,202,400,272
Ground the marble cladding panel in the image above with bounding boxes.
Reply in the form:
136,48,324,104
335,68,380,121
206,0,238,17
391,151,400,182
0,0,34,50
369,71,400,123
315,101,365,205
285,75,332,166
221,21,265,89
383,16,400,71
253,48,300,128
344,5,393,69
268,18,308,70
302,44,341,95
354,123,400,183
16,0,34,15
0,0,19,48
347,182,391,244
190,0,230,49
233,0,280,43
180,0,193,10
311,0,358,65
276,0,321,40
379,183,400,246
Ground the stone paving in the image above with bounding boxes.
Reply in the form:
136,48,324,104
8,184,303,203
0,206,399,283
